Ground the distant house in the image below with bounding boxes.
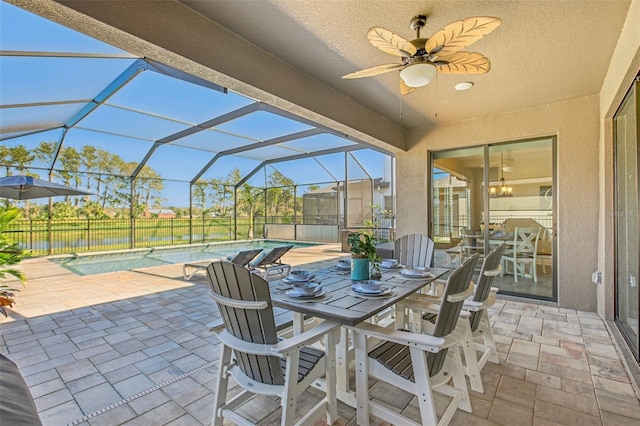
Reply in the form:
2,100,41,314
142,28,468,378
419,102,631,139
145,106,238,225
144,209,176,218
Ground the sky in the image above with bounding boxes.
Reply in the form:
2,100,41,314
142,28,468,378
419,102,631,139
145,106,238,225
0,1,388,207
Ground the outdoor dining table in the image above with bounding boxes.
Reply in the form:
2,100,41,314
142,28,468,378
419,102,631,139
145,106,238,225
268,264,450,408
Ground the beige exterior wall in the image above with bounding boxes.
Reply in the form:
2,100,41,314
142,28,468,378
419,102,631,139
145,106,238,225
598,2,640,319
401,95,600,311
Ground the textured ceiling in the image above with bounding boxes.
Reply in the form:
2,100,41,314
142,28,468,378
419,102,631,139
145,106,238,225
179,0,631,130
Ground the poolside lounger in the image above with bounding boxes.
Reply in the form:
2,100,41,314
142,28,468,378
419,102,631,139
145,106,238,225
249,245,293,280
182,248,263,281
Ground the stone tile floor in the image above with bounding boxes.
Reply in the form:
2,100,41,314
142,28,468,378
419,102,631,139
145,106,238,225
1,244,640,425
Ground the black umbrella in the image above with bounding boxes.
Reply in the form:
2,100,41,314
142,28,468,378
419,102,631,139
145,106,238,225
0,175,93,200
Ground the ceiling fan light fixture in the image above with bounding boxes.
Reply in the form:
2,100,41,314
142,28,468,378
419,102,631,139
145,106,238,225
400,62,436,88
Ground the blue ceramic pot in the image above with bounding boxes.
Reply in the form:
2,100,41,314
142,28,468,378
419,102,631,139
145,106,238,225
351,257,370,281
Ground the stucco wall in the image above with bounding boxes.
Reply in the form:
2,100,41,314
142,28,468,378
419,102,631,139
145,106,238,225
598,1,640,320
401,95,600,311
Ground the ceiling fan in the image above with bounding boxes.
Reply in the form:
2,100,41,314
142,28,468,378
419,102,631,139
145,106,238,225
342,15,502,95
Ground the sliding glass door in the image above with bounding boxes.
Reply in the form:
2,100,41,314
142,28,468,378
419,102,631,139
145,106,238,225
614,80,639,361
431,138,556,301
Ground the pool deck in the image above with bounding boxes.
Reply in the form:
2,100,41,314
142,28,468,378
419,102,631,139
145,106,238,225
2,243,640,425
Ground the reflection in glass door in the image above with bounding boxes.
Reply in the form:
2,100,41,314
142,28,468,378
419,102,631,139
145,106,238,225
614,80,639,361
488,140,554,300
431,147,484,265
431,139,555,301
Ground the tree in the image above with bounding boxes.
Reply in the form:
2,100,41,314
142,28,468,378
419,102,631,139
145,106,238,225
57,146,81,205
80,145,98,191
192,182,208,216
34,141,57,166
51,201,76,218
78,201,108,219
266,170,295,221
228,168,264,238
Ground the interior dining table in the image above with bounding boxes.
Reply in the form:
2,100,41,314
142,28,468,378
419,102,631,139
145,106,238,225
267,263,450,408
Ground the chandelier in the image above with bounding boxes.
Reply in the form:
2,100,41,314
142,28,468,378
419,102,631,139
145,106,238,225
490,153,513,197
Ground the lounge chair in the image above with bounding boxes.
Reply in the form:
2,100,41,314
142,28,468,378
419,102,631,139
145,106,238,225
250,245,293,279
182,248,263,280
206,261,340,425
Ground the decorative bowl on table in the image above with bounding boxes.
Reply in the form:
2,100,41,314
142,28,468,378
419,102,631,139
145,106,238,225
380,258,399,269
352,280,386,294
399,267,433,278
336,259,351,270
286,270,313,282
289,281,323,296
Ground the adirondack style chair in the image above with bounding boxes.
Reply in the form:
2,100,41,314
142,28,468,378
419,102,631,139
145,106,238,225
394,233,435,267
346,254,478,426
407,245,504,393
206,261,340,426
250,245,293,279
460,243,504,390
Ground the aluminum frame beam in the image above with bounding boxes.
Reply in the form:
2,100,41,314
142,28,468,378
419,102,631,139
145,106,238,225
48,59,149,172
235,145,365,189
190,128,325,184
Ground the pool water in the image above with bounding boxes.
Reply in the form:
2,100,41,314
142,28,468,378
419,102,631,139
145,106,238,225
51,240,318,276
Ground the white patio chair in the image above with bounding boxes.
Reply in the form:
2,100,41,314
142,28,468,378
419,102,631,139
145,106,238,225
407,244,504,393
346,254,477,426
394,233,435,267
501,227,541,282
206,261,340,426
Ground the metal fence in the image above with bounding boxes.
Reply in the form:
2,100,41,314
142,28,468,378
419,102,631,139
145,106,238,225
7,217,236,255
6,214,397,256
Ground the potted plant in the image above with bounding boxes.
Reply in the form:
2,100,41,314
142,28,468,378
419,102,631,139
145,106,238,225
347,232,379,280
0,207,26,318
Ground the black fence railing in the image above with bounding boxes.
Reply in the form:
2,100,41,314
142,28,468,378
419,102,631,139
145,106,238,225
5,212,396,256
7,217,244,255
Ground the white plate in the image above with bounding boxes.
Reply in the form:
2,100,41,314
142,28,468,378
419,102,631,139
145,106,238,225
286,290,325,299
352,283,389,295
400,267,433,278
335,263,351,271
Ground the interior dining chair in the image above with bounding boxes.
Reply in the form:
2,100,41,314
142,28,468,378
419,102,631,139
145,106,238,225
206,261,340,426
501,227,541,282
460,227,484,260
346,254,478,426
394,233,435,267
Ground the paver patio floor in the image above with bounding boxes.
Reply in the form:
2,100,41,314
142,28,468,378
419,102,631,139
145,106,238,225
2,244,640,425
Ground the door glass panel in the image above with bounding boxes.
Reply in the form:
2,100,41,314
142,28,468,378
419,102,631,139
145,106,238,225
431,147,484,267
431,140,556,301
615,83,639,359
488,140,554,299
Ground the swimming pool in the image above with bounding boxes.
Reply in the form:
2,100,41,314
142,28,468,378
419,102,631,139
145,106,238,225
51,240,319,276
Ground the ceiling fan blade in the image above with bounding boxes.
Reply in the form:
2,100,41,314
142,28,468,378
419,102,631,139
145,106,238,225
425,16,501,56
435,52,491,74
367,27,417,57
342,63,403,79
399,78,417,95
